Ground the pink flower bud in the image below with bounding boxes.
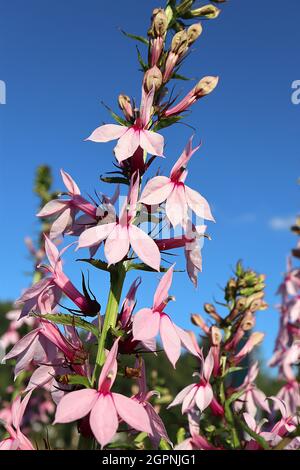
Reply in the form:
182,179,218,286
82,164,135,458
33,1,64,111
144,66,163,92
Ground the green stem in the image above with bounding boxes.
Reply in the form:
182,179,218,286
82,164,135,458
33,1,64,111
92,264,126,384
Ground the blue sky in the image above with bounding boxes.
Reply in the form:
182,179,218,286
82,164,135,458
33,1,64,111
0,0,299,363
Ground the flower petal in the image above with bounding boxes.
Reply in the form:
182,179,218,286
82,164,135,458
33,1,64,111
153,265,174,311
37,199,67,217
166,185,187,227
160,314,181,368
140,130,164,157
90,394,119,448
86,124,127,142
60,169,81,195
168,384,195,409
129,224,161,271
113,393,152,435
132,308,160,342
140,176,173,206
114,128,140,162
104,224,130,265
78,223,116,249
195,384,213,412
185,186,215,222
54,389,98,424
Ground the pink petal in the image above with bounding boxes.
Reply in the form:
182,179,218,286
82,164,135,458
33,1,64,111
140,86,155,126
54,389,98,424
50,207,72,239
132,308,160,342
175,326,201,357
90,394,119,448
203,348,214,381
166,185,187,227
60,169,81,195
37,199,67,217
140,176,173,205
86,124,127,142
153,265,174,311
78,223,116,249
17,278,51,302
104,224,130,265
168,384,195,409
129,224,161,271
98,338,120,391
140,130,164,157
182,385,198,413
25,365,55,391
145,403,171,447
114,128,140,162
253,388,270,413
170,136,200,179
243,412,257,431
185,186,215,222
195,384,213,412
113,393,152,434
2,328,40,362
160,314,181,368
44,235,61,271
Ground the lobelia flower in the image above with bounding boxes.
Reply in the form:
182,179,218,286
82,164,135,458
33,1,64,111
175,411,220,450
231,332,265,365
140,137,215,228
168,348,224,415
155,223,208,287
37,169,97,239
132,265,200,367
78,173,161,271
276,380,300,416
86,86,164,162
3,320,86,378
233,362,270,417
18,235,100,318
54,338,152,448
133,358,171,447
0,392,34,451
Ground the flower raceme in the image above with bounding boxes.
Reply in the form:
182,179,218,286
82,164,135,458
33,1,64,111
54,339,152,448
78,172,161,271
86,86,164,163
140,137,215,228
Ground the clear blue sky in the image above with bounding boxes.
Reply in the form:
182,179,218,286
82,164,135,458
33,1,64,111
0,0,299,363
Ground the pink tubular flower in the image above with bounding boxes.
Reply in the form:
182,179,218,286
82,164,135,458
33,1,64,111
233,362,270,417
19,235,100,317
168,348,223,415
133,359,171,447
37,169,97,239
276,380,300,416
78,173,161,271
231,332,265,365
140,137,215,228
0,392,34,450
132,265,199,367
86,86,164,162
3,320,86,378
54,339,152,448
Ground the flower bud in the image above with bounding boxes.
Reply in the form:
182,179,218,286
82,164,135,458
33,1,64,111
144,65,163,92
152,8,168,37
195,76,219,97
118,94,133,120
211,326,222,346
240,311,255,331
204,303,222,323
189,5,221,19
187,23,203,45
171,30,188,55
176,0,194,16
191,313,210,334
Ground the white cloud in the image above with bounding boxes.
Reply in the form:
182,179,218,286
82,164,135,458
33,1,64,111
269,216,295,231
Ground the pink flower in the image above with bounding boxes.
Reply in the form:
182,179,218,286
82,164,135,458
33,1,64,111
86,87,164,162
0,392,34,450
168,348,222,414
133,359,171,447
140,137,215,227
78,173,161,271
18,235,100,317
233,362,270,417
54,339,152,448
132,265,199,367
276,381,300,416
37,170,97,239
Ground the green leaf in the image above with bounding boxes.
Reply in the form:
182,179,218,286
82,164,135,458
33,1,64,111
57,374,91,388
110,111,130,127
172,72,191,81
38,313,99,337
176,427,186,445
226,390,245,407
121,30,149,46
127,262,182,273
100,175,130,185
77,258,109,272
154,115,183,131
136,46,148,72
159,439,172,450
